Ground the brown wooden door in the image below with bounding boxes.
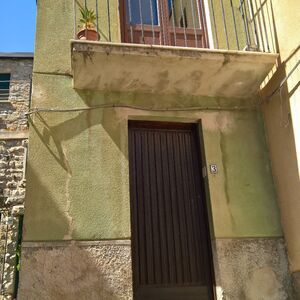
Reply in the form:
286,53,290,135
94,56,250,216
120,0,208,48
128,121,214,300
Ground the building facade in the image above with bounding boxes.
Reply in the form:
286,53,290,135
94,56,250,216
19,0,299,299
260,1,300,297
0,54,33,299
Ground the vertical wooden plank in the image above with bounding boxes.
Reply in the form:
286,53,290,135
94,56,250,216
160,132,177,283
166,132,183,284
172,131,190,283
185,132,202,282
147,131,162,284
154,131,170,284
180,132,200,283
142,132,155,284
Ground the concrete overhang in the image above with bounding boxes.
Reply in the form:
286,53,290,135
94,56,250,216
71,40,278,98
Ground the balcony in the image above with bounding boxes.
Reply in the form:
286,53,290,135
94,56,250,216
71,0,278,98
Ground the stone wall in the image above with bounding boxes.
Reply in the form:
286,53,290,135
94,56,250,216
19,238,296,300
0,58,32,131
0,57,32,299
19,241,133,300
213,238,295,299
0,140,27,207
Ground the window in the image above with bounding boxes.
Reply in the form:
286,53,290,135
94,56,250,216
122,0,207,48
126,0,159,25
0,74,11,101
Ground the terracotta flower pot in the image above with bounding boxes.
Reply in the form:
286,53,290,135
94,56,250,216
77,29,100,41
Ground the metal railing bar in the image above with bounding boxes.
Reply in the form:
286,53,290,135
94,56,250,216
107,0,112,41
265,0,275,52
248,0,259,50
195,0,202,30
158,0,162,45
149,0,155,44
190,0,199,47
170,0,177,46
84,0,88,38
209,0,219,48
220,0,229,49
195,0,202,31
239,0,250,49
138,0,145,43
245,0,256,48
160,0,167,45
96,0,99,38
127,0,134,42
199,0,209,47
230,0,240,50
73,0,77,39
253,0,265,52
179,0,188,46
259,0,270,52
242,0,252,48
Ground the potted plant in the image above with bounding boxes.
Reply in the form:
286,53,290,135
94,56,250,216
77,6,100,41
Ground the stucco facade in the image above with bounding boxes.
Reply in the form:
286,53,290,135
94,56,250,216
260,0,300,297
19,0,298,299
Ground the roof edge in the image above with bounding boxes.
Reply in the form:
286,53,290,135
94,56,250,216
0,52,34,59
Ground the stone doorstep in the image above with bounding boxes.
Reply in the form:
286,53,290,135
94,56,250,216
0,132,28,140
22,240,132,248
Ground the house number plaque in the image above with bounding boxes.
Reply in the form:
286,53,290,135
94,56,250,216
210,164,218,174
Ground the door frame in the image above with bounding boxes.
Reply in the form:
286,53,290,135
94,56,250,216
127,119,216,300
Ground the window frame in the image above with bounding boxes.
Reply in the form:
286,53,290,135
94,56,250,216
0,73,11,102
120,0,208,48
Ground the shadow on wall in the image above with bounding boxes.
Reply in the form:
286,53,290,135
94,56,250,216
28,106,127,173
261,3,300,105
19,243,132,300
22,165,132,299
260,2,300,182
23,164,70,240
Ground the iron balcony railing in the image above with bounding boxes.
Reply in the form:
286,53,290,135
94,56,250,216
73,0,275,53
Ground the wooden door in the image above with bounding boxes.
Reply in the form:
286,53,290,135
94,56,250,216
128,121,214,300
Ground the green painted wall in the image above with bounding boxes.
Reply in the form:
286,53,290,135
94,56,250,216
24,0,282,241
261,0,300,271
24,73,282,240
208,0,251,50
34,0,120,75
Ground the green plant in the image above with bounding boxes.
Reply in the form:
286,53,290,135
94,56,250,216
16,244,21,271
79,7,97,29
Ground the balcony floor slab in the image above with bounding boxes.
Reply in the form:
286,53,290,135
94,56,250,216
71,41,278,99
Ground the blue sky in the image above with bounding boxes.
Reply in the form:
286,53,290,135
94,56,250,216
0,1,36,53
